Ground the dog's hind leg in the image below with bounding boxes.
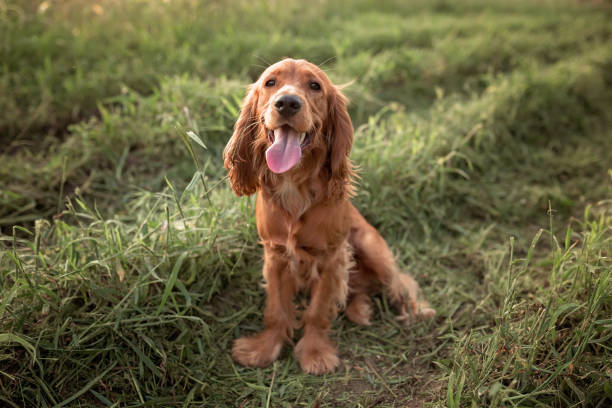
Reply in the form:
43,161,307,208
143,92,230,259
345,265,375,326
348,205,435,325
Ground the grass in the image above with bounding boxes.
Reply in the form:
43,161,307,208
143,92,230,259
1,0,612,406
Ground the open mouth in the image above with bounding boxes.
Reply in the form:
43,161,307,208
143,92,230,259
267,127,311,148
265,125,312,174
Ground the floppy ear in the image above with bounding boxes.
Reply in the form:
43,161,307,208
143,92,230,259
223,85,260,196
326,86,354,198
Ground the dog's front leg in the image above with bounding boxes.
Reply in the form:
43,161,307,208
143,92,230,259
295,243,350,374
232,244,296,368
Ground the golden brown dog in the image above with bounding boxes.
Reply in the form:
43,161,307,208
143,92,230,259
223,58,435,374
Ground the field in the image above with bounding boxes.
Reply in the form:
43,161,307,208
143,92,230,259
1,0,611,406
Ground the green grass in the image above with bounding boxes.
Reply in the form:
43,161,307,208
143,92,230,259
1,0,612,406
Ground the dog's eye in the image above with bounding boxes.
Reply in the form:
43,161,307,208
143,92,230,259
265,79,276,87
309,81,321,91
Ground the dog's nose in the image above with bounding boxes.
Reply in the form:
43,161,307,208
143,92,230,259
274,94,302,117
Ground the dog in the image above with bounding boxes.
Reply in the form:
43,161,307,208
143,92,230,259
223,58,435,374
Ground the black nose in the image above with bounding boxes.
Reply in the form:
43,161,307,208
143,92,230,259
274,94,302,117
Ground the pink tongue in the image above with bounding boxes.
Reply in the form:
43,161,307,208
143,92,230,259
265,127,302,174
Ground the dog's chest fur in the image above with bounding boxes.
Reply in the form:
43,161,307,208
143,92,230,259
273,178,314,219
261,177,351,303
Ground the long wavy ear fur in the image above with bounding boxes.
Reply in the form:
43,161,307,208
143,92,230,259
326,86,355,199
223,85,260,196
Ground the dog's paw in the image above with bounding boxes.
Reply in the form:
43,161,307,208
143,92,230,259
232,330,284,368
295,335,339,375
345,295,372,326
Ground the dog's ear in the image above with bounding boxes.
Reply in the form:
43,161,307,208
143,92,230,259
223,84,260,196
326,86,354,198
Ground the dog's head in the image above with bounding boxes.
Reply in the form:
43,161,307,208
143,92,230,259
223,58,353,197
